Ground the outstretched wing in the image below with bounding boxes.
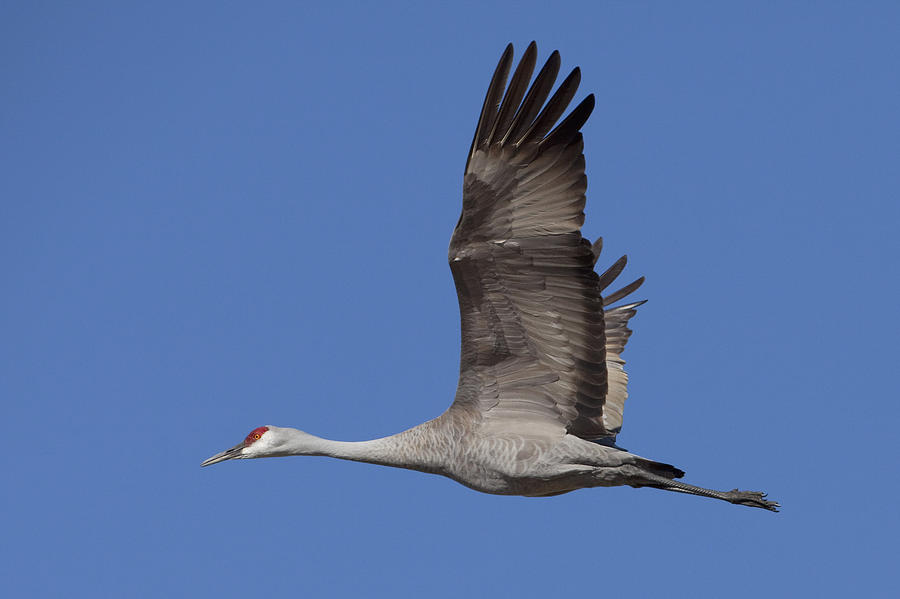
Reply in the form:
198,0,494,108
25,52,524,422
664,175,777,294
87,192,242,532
448,43,644,441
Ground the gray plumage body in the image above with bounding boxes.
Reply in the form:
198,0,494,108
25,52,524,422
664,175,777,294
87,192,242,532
202,43,778,512
248,420,660,499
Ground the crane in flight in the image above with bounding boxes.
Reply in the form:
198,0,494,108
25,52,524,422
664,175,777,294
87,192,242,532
202,43,778,511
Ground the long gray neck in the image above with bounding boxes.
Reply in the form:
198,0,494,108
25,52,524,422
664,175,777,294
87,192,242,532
276,426,443,473
292,434,395,464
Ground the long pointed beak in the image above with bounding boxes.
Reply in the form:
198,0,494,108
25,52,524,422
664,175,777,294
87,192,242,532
201,443,244,467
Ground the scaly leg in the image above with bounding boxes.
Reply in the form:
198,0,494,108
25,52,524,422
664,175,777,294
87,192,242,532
637,471,779,511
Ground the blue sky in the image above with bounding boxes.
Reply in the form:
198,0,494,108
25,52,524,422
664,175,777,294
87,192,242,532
2,2,898,597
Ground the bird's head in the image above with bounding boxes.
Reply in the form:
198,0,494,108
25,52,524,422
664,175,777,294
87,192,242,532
201,425,279,466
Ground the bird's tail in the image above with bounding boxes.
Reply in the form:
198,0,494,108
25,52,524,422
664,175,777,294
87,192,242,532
636,457,685,479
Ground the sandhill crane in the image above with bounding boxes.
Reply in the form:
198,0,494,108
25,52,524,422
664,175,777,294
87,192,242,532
202,43,778,511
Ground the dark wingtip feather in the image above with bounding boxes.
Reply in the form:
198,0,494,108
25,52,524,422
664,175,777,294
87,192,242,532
603,276,645,307
525,40,537,56
590,237,603,265
542,94,595,149
597,255,627,292
607,299,648,313
504,49,561,146
466,44,515,171
517,66,581,146
489,42,538,146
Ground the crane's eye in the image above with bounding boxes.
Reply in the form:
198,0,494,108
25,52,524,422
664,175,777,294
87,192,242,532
244,426,269,445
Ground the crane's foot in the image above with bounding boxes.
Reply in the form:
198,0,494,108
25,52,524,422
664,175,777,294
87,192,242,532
724,489,780,512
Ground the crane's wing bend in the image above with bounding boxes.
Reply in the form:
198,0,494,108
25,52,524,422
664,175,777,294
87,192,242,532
448,43,644,441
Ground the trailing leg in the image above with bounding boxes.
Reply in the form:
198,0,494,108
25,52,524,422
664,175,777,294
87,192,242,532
637,471,779,511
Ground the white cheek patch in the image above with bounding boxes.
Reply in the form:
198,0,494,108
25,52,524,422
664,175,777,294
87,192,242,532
243,431,273,458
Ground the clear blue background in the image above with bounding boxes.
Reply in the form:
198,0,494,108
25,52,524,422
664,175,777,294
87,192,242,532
3,2,898,597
